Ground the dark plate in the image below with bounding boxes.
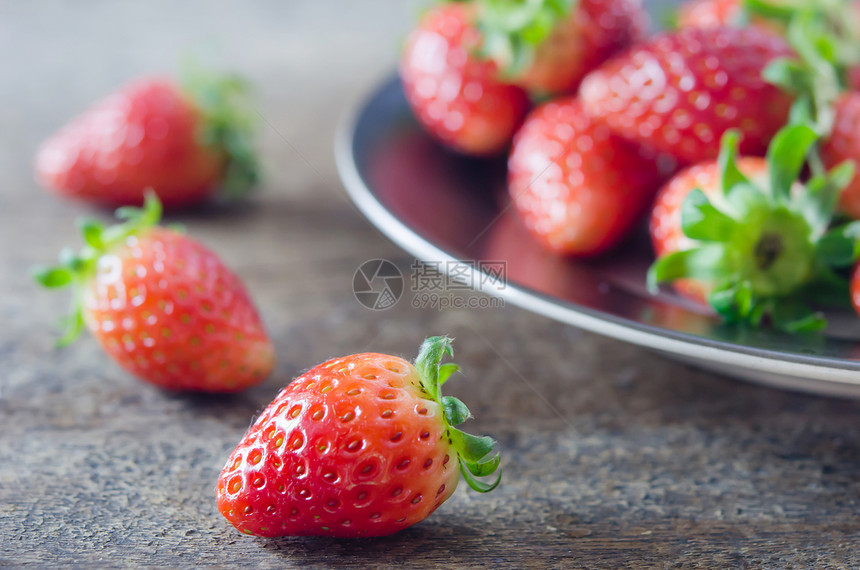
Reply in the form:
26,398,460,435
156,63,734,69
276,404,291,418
336,75,860,398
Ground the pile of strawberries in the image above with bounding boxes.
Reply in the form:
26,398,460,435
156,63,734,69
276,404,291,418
401,0,860,332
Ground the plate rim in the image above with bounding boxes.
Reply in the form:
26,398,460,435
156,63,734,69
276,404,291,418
334,75,860,390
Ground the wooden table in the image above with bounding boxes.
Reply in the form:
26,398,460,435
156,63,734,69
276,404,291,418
3,2,860,567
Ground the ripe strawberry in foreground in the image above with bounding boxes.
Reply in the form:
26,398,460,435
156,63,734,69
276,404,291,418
400,3,530,155
579,26,793,164
473,0,648,95
217,336,501,538
35,73,258,209
508,97,665,256
35,193,274,391
648,126,856,332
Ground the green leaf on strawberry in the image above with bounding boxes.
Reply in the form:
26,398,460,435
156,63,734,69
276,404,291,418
648,125,857,332
216,336,500,538
416,336,502,492
471,0,577,77
182,67,260,199
762,4,860,136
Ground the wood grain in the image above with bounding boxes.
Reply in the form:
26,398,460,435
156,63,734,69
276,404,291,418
2,1,860,567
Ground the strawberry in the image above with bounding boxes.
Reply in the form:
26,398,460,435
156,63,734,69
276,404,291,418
822,93,860,219
648,126,856,331
400,3,530,156
474,0,648,95
35,193,274,392
579,26,794,164
216,336,501,538
35,73,258,209
508,96,666,256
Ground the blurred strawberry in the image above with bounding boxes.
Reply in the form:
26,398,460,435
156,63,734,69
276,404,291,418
35,73,258,209
400,3,530,156
475,0,648,95
508,97,665,256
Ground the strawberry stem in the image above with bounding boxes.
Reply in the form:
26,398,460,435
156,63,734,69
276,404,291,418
761,2,859,136
648,126,856,332
182,67,259,199
414,336,502,493
464,0,577,80
34,192,165,346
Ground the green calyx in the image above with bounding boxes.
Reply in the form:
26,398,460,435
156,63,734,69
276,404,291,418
648,126,856,332
760,2,860,137
456,0,576,79
182,66,260,199
34,192,165,346
414,336,502,493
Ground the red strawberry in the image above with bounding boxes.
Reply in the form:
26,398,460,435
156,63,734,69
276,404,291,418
475,0,648,95
35,75,258,209
579,26,794,164
35,194,274,392
216,336,500,538
822,93,860,218
650,155,768,302
508,96,665,256
648,126,855,331
400,3,530,156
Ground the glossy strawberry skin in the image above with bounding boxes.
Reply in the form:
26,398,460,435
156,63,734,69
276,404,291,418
821,92,860,219
35,78,225,209
83,227,274,392
216,353,460,538
650,157,769,302
516,0,648,94
579,27,794,164
400,3,530,156
508,97,664,257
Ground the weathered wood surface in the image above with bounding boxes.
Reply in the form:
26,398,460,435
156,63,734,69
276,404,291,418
2,2,860,567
